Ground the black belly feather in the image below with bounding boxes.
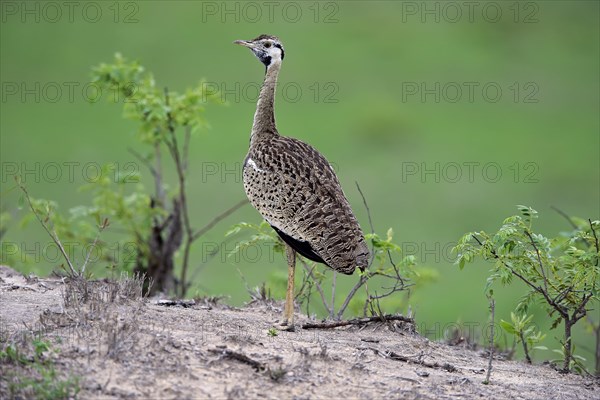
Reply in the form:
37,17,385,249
271,225,329,266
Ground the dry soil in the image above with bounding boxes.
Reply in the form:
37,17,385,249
0,266,598,399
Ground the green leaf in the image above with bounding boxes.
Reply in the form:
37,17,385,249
386,228,394,242
499,320,516,334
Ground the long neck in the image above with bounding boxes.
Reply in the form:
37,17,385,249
251,60,281,145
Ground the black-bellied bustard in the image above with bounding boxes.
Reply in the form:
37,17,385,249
234,34,369,329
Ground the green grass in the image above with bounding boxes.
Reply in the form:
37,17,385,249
1,340,80,399
1,1,598,370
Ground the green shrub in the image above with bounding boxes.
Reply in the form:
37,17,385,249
454,206,599,372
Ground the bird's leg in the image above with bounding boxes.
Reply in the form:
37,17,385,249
282,244,296,330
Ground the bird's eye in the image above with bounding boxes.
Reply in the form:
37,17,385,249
264,42,272,48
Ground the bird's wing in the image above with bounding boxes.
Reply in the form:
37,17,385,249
243,136,368,273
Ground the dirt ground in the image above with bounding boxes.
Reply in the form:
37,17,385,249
1,265,598,400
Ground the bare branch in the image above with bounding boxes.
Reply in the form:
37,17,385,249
164,87,194,297
182,125,191,173
336,273,371,320
355,181,374,235
387,250,406,287
355,181,376,268
472,234,568,318
519,329,532,364
188,236,238,285
17,181,77,276
364,347,455,372
295,262,314,300
299,258,331,317
367,292,387,318
81,218,109,275
336,265,411,320
525,230,549,294
368,280,408,301
484,295,495,384
164,88,192,236
292,182,411,322
552,287,573,307
127,147,157,178
302,314,413,330
330,271,337,320
191,199,249,241
154,143,165,206
208,347,266,372
590,219,599,267
572,293,593,323
295,262,317,316
551,206,578,230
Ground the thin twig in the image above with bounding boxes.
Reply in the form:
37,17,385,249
164,89,192,237
552,287,573,307
383,251,407,292
525,230,549,294
299,259,331,317
154,142,165,206
17,181,77,276
355,181,374,235
179,198,250,292
81,218,109,275
355,181,376,268
472,235,568,318
164,87,194,297
191,199,249,241
589,219,599,267
336,274,371,320
295,262,315,316
484,295,495,384
208,347,266,372
367,292,387,318
519,330,532,364
550,206,578,230
337,267,411,320
295,262,314,300
334,183,377,319
236,267,252,296
127,147,157,178
351,181,411,319
365,347,456,372
368,281,408,301
182,125,191,173
571,293,593,322
330,271,337,320
188,236,238,287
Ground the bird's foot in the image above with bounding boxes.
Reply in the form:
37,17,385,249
279,319,296,332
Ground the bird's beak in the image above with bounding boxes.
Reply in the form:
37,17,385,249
233,40,255,49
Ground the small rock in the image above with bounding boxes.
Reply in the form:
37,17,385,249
416,370,429,377
448,377,471,385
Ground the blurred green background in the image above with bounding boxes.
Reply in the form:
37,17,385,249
1,1,598,367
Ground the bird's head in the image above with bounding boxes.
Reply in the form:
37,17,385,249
234,34,285,68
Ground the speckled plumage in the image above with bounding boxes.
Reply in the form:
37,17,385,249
238,35,369,275
243,135,369,273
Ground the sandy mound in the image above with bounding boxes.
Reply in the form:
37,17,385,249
1,266,597,399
